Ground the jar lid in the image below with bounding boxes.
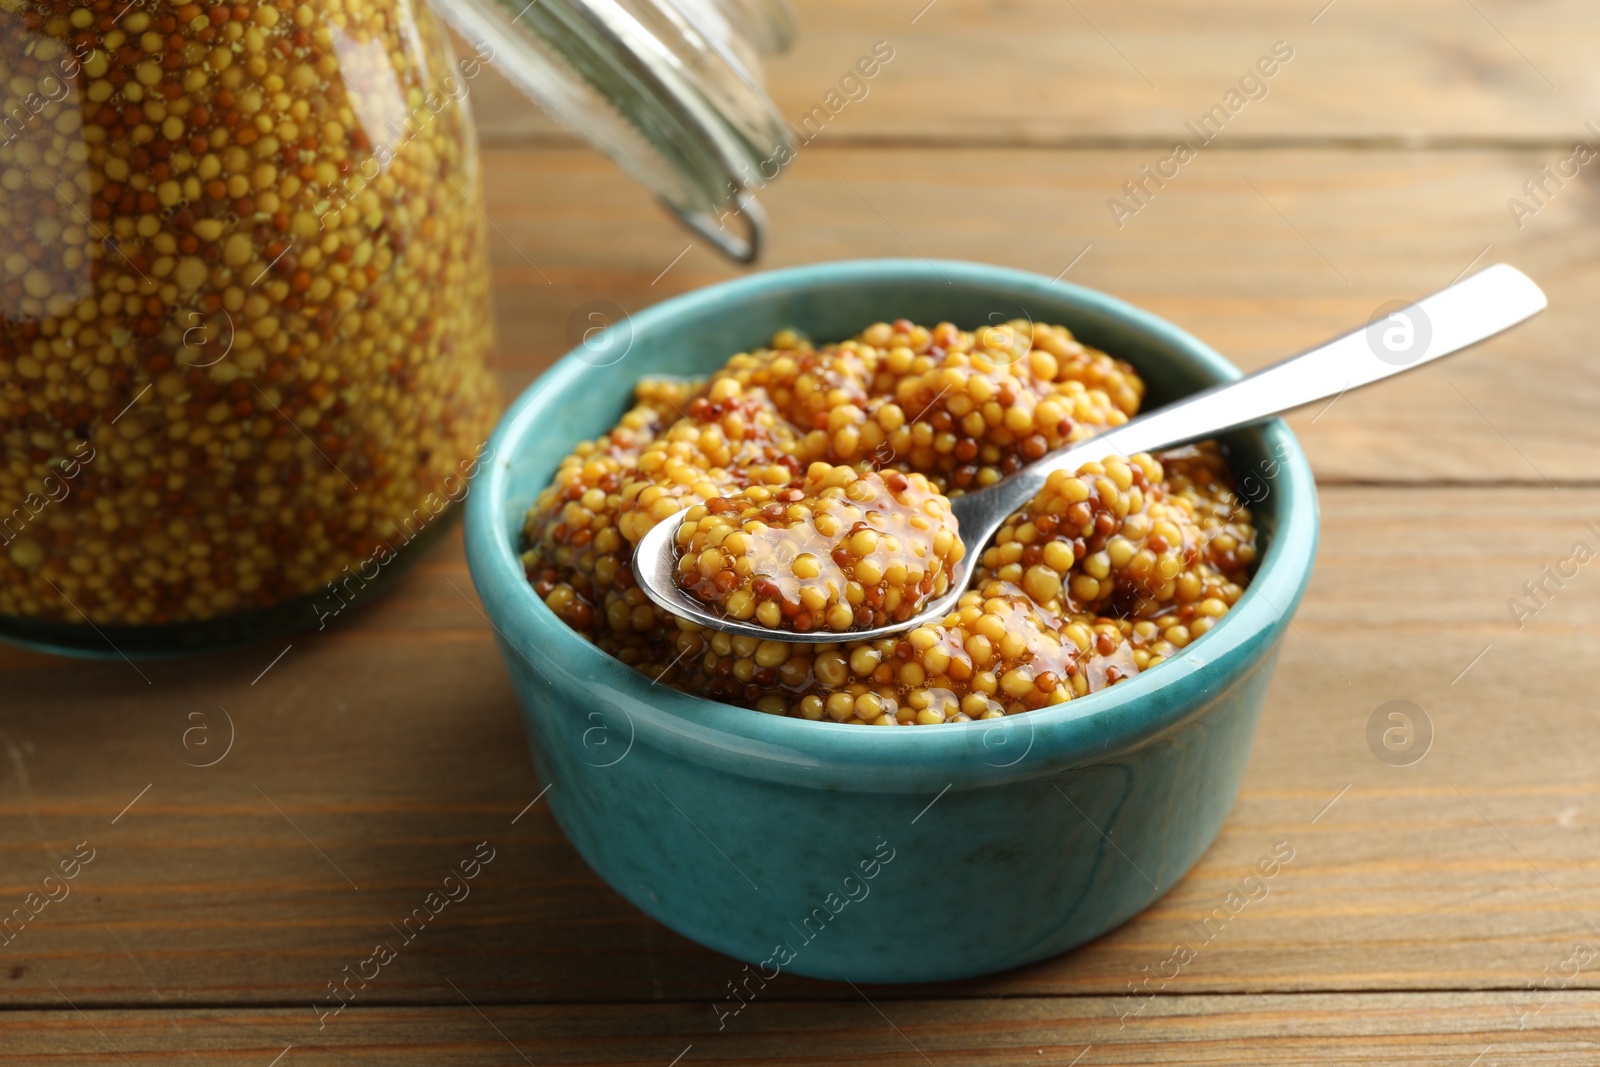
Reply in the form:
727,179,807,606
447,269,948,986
433,0,797,262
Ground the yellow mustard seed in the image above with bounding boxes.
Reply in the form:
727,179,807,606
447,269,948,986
521,322,1256,725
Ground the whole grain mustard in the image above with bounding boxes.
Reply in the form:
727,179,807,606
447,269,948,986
524,320,1256,725
0,0,497,627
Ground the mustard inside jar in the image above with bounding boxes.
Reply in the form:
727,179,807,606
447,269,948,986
0,0,498,651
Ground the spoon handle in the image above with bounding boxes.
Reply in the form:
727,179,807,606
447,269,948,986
989,263,1547,509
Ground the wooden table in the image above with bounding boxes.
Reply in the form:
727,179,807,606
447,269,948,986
6,1,1600,1061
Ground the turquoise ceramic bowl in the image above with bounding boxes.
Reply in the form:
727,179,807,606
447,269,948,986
465,259,1318,983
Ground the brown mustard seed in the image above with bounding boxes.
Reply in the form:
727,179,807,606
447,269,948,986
522,322,1256,726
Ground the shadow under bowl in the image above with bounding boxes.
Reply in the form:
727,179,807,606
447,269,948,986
464,259,1319,984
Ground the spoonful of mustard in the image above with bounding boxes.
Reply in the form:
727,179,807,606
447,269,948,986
634,264,1547,643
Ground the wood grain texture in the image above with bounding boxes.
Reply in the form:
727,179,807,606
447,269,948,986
3,489,1599,1009
2,994,1598,1065
474,143,1595,484
8,3,1600,1056
459,1,1600,145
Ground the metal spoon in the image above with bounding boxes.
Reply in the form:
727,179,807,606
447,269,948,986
634,264,1547,643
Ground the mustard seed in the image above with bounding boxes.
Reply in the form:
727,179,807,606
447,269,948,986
522,322,1256,725
0,0,497,628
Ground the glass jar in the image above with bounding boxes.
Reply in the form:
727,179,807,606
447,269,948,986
438,0,797,261
0,0,500,654
0,0,794,656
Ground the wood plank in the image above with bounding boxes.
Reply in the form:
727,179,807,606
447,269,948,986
4,488,1600,1006
476,144,1597,484
456,1,1600,145
1,994,1597,1065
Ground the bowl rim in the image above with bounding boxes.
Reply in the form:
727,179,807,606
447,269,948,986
464,258,1319,788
